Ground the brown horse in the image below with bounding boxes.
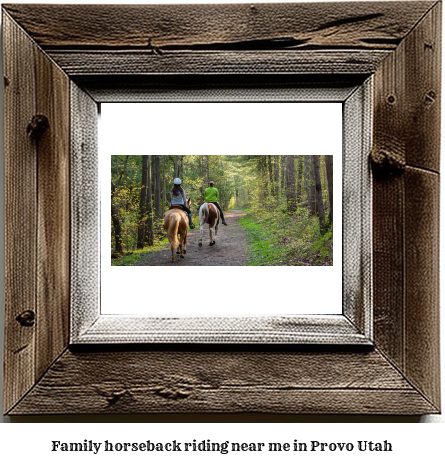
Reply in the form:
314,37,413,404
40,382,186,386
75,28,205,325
198,202,220,247
163,198,191,262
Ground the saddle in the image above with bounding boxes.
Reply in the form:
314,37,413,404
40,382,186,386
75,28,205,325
169,205,183,210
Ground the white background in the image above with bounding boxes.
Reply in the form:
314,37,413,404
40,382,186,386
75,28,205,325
101,103,343,316
0,0,444,461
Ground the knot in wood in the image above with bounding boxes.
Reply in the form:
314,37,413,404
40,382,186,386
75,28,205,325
154,386,191,400
16,310,35,327
370,149,405,177
27,115,49,140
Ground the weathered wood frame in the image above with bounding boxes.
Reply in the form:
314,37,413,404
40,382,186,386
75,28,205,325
3,2,440,415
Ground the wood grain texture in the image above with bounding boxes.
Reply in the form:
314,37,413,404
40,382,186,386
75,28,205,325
372,175,405,369
35,45,71,380
8,349,437,415
75,316,370,345
404,167,440,409
47,50,391,77
70,83,100,339
372,3,441,411
3,12,37,414
2,2,435,50
404,2,441,172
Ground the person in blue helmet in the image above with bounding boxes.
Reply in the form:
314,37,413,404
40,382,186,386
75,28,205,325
170,178,195,229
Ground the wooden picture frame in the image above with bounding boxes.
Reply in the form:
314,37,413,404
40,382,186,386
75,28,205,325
2,2,440,415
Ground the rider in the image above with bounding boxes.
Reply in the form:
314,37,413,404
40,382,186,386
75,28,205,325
204,181,227,225
170,178,195,229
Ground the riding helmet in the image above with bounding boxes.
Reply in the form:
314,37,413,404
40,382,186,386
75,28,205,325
173,178,181,185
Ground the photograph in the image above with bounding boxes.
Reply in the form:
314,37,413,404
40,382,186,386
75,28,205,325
110,155,334,267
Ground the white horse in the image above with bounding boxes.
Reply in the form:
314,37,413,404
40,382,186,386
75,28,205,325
198,202,220,247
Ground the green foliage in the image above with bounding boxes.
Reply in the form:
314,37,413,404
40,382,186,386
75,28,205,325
239,207,333,266
111,239,170,266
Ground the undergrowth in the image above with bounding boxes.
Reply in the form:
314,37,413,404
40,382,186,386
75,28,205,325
111,238,170,266
238,207,333,266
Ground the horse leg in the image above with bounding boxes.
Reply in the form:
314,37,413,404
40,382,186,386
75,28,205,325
209,226,214,246
176,232,181,254
170,243,175,262
214,224,218,244
199,223,204,247
179,233,185,258
183,231,187,254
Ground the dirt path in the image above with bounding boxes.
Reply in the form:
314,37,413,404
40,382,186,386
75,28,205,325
137,210,249,266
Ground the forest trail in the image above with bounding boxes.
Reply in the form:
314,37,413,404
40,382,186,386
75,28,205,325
137,210,249,266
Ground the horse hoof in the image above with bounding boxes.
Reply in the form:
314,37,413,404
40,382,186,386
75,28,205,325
176,251,180,254
213,241,216,245
183,250,186,254
199,243,202,247
209,242,214,247
180,255,184,259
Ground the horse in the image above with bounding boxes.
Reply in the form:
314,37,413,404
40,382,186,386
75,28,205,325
198,202,220,247
163,198,191,262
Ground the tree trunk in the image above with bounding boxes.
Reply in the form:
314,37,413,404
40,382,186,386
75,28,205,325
325,155,333,225
111,202,124,254
178,155,184,178
274,155,280,199
308,156,317,215
162,155,166,215
137,156,148,248
111,155,129,253
173,156,179,178
144,155,154,246
205,155,209,185
268,155,275,196
286,155,297,213
198,155,204,203
154,155,161,220
312,155,327,234
281,156,286,191
296,156,303,202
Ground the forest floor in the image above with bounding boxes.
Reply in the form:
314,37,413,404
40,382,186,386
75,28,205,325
135,209,249,266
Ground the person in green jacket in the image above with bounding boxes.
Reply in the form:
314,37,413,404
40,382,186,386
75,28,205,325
204,181,227,225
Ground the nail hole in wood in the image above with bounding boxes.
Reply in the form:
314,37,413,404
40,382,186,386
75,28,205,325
425,90,436,105
386,95,396,104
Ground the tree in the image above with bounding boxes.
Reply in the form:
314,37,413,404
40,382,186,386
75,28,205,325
111,155,129,254
312,155,327,234
153,155,161,220
286,155,297,212
137,156,150,248
325,155,333,225
296,155,303,202
205,155,209,184
306,156,317,215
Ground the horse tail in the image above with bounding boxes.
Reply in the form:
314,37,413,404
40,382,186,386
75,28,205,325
199,203,208,225
167,215,180,250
